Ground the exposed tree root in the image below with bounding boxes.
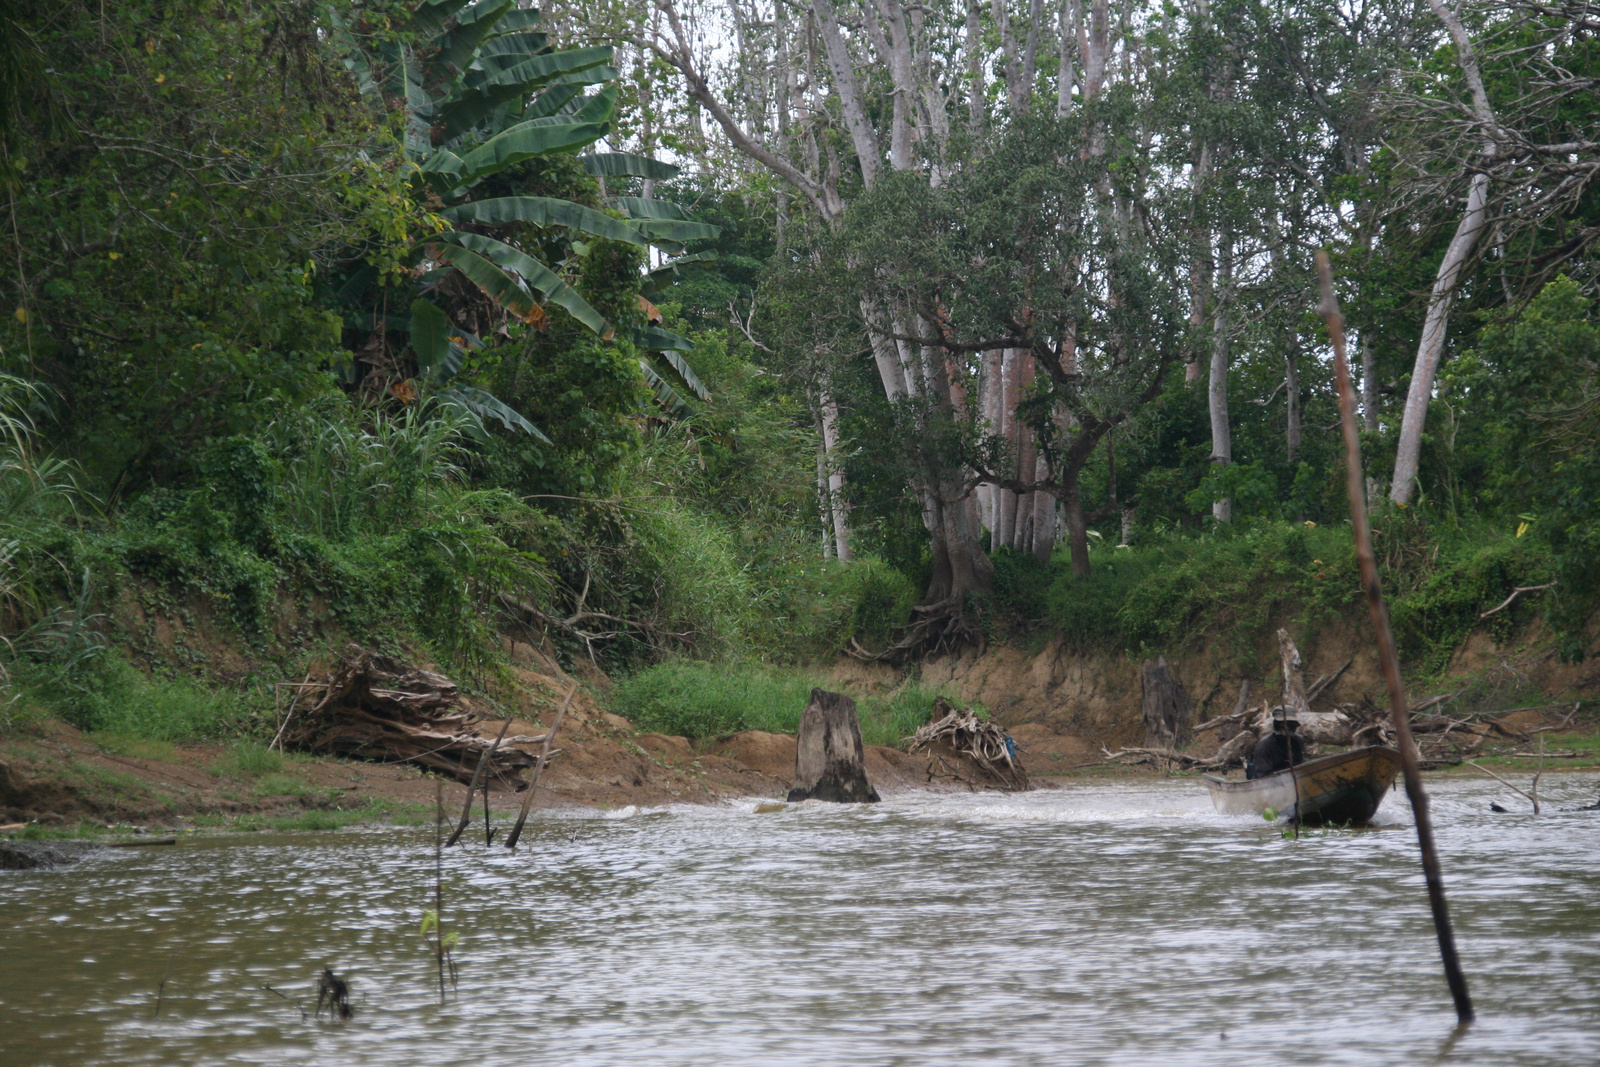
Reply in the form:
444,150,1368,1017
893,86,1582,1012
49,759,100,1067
845,597,985,663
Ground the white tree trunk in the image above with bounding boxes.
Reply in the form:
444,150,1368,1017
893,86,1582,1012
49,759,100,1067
820,391,853,561
1057,0,1080,117
1391,0,1500,505
1209,235,1233,524
1389,171,1490,504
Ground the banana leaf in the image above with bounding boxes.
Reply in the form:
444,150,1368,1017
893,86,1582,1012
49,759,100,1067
613,196,692,220
630,218,721,244
438,385,549,441
459,120,608,183
408,299,463,381
482,45,612,89
582,153,679,180
437,232,605,333
639,360,693,419
443,195,643,245
433,0,513,74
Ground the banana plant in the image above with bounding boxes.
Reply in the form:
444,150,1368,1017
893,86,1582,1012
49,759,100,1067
328,0,719,434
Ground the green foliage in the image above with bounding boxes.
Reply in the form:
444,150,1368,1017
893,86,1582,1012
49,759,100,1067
612,660,947,747
1389,536,1555,676
13,651,253,741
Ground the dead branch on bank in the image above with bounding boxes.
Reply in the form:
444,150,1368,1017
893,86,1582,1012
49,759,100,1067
906,699,1027,790
1479,583,1556,619
1100,744,1230,771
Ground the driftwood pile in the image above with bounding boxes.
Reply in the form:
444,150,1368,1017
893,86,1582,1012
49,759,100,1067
907,699,1028,791
1105,626,1583,772
282,646,545,787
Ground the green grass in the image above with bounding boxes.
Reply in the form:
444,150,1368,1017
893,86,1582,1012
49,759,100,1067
17,653,257,742
5,820,112,840
63,761,148,801
213,742,283,779
90,733,180,762
190,798,431,832
610,660,956,747
251,773,315,798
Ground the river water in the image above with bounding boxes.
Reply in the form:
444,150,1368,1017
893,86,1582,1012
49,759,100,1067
3,774,1599,1066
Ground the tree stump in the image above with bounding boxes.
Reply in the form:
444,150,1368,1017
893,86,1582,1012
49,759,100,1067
1140,657,1191,748
1275,628,1355,745
787,689,881,803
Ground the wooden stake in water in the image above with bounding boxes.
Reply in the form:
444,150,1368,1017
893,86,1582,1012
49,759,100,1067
1316,251,1474,1025
434,778,446,1005
445,716,512,848
504,681,578,850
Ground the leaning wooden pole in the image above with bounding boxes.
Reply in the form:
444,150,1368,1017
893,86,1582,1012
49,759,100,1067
1316,251,1474,1025
445,716,512,848
504,681,578,850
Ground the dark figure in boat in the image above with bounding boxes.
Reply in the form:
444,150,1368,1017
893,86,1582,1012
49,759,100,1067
1246,710,1306,780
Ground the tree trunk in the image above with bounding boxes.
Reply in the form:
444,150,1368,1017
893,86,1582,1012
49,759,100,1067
1360,337,1381,505
1064,479,1090,578
1209,234,1233,523
815,440,834,558
1391,0,1499,506
1031,448,1055,561
1141,657,1192,749
1285,343,1301,465
1012,351,1037,551
788,689,880,802
820,390,852,561
1277,627,1311,717
1186,138,1212,385
965,0,987,136
1389,172,1489,505
981,348,1004,533
1057,0,1079,117
998,348,1021,547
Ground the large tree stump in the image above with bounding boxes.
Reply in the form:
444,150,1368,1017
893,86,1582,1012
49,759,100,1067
787,689,880,803
1140,657,1192,748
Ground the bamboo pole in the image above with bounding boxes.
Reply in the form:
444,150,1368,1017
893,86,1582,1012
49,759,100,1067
1316,251,1474,1025
504,681,578,850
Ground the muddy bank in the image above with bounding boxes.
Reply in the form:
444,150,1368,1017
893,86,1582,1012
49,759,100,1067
5,621,1594,831
829,623,1600,770
0,645,967,830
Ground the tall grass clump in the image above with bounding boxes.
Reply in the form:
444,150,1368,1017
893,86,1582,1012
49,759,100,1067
16,651,254,741
612,661,953,747
612,661,820,737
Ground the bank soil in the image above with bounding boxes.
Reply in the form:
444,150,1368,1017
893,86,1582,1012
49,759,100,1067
0,643,954,831
5,620,1596,830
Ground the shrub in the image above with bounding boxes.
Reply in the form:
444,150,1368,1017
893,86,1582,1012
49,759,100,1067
612,660,953,747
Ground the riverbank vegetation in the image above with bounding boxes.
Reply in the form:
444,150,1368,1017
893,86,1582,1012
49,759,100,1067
0,0,1596,753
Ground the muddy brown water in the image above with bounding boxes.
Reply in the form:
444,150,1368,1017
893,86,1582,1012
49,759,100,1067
3,775,1599,1066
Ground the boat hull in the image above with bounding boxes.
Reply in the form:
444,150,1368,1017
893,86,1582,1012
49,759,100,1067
1203,747,1400,825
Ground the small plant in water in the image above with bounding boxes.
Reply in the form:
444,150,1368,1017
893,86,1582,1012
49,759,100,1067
1261,806,1278,822
419,910,459,992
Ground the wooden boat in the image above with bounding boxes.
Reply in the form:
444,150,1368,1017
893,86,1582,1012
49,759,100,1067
1203,746,1401,825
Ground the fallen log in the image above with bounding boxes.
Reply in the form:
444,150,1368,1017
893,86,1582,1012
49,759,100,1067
286,646,541,788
